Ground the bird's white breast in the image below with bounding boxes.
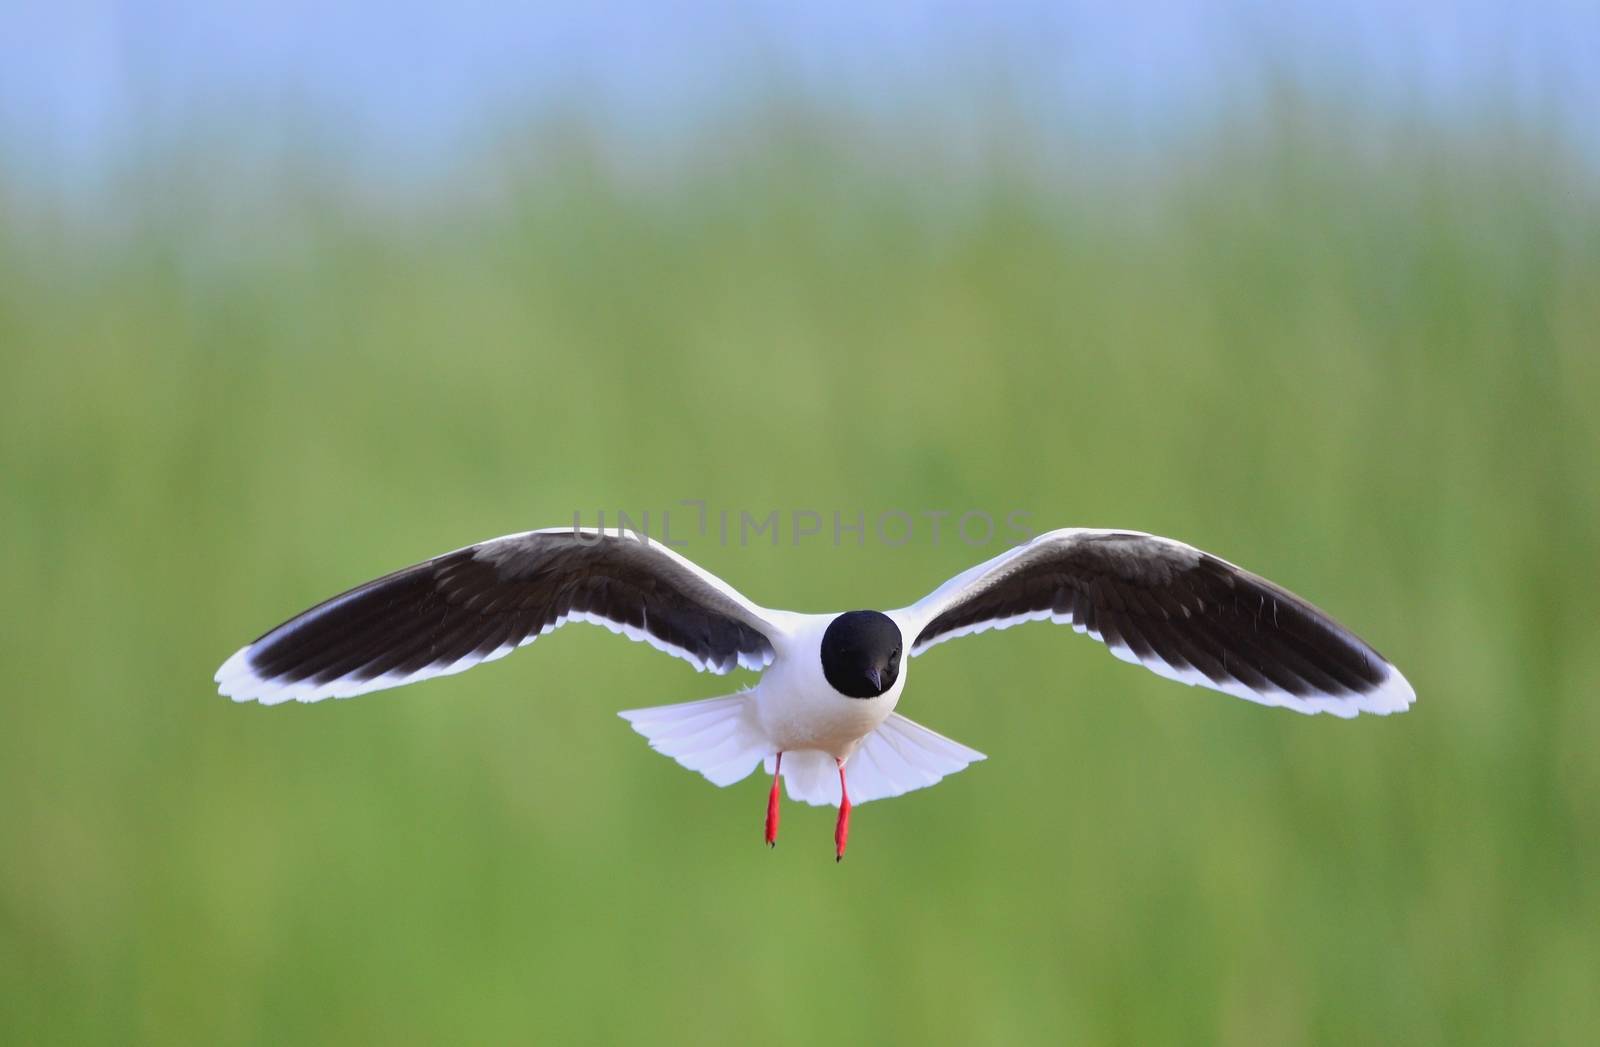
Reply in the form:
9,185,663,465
751,615,905,760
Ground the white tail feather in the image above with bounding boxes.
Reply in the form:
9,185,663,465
760,713,986,807
620,699,985,806
618,692,768,788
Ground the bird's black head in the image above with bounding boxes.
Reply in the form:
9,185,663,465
821,610,902,699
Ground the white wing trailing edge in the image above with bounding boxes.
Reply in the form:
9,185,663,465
216,528,789,706
893,528,1415,718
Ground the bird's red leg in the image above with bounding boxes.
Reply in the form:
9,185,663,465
834,758,852,862
765,752,783,848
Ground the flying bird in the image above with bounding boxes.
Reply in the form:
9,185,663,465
215,527,1415,859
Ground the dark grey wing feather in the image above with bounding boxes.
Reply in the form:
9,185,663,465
897,529,1413,717
216,528,781,705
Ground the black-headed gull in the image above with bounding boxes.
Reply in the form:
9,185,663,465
216,527,1415,859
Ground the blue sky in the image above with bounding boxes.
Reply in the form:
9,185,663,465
3,1,1596,182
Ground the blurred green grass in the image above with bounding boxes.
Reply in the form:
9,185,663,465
2,97,1597,1045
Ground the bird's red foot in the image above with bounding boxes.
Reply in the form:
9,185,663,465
834,758,851,862
765,752,783,847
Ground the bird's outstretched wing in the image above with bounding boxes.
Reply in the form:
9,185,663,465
216,528,785,705
891,528,1414,717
